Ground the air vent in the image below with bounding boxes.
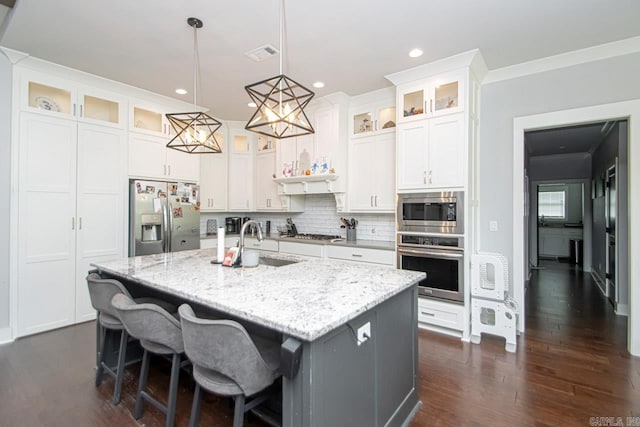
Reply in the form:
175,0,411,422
244,44,279,62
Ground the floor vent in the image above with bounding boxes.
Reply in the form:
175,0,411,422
244,44,279,62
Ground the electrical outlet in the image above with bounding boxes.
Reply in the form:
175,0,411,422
489,221,498,232
371,228,376,234
357,322,371,346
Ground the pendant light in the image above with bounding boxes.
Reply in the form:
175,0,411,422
166,17,222,154
244,0,314,139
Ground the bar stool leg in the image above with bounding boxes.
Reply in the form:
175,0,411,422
112,329,128,405
188,383,202,427
134,349,150,420
165,353,181,427
95,325,107,387
233,394,245,427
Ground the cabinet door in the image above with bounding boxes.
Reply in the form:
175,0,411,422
228,153,253,211
397,121,428,190
128,133,167,179
18,112,77,336
21,72,76,119
200,133,227,211
349,138,376,210
398,83,426,123
78,88,125,129
428,113,465,188
75,123,126,322
255,152,281,210
165,147,200,182
130,102,172,136
373,133,396,211
428,71,465,118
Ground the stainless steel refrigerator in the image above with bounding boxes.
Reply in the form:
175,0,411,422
129,179,200,256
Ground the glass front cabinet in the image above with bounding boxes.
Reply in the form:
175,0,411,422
22,71,125,128
351,102,396,137
398,70,465,123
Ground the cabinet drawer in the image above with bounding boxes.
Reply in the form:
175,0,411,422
417,298,465,331
244,238,278,252
326,246,394,266
279,241,323,258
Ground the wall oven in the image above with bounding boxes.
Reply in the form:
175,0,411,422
397,191,463,234
397,234,464,302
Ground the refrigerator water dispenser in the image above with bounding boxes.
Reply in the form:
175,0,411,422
141,214,162,241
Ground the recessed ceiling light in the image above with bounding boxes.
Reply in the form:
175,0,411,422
313,81,325,89
409,48,423,58
248,102,257,108
559,145,566,149
175,88,187,95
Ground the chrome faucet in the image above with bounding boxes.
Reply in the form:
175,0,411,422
238,220,264,264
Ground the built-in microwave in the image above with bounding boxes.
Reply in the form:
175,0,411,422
397,191,464,234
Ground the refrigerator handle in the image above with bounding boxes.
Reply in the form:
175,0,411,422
167,201,174,252
162,200,169,253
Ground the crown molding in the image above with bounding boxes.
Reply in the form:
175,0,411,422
485,36,640,84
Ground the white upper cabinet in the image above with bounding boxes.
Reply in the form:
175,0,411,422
128,99,200,182
348,132,395,212
254,150,282,210
351,101,396,138
21,70,126,128
397,113,465,190
227,127,254,211
129,99,175,137
397,70,465,123
200,131,228,211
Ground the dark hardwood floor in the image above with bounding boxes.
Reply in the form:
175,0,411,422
1,261,638,426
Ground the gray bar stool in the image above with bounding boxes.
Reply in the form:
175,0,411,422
111,293,186,427
178,304,282,427
86,272,176,405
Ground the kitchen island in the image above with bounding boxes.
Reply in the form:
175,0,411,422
92,248,424,427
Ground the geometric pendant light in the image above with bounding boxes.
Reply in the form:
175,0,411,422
245,0,314,139
166,17,222,154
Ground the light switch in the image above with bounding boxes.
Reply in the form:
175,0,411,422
489,221,498,232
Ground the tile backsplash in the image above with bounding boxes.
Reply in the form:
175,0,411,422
200,194,395,241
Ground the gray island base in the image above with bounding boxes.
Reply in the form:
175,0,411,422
92,249,425,427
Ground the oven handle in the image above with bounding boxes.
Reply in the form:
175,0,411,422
398,247,464,260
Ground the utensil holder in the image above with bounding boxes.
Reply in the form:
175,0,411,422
206,219,217,235
347,229,356,242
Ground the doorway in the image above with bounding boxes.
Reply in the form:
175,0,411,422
512,100,640,355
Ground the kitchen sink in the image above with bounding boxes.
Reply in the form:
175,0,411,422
258,257,299,267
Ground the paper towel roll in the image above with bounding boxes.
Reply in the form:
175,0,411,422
217,227,225,263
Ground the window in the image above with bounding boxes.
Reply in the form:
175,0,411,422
538,190,566,219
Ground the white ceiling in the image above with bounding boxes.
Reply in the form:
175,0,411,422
2,0,640,120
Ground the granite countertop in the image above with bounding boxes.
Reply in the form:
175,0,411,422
200,233,395,251
92,249,423,342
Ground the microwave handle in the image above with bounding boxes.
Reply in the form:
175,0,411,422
398,248,464,260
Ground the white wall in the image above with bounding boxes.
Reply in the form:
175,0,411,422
0,52,10,332
479,51,640,286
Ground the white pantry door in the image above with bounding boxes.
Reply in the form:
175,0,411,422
18,112,77,336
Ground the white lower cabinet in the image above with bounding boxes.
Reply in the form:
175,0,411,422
417,297,465,333
326,246,395,266
539,227,583,257
279,241,324,258
18,112,125,336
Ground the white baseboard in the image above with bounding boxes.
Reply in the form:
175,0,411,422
0,327,14,345
616,303,630,317
591,271,607,296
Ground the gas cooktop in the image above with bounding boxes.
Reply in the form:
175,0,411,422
283,233,343,241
